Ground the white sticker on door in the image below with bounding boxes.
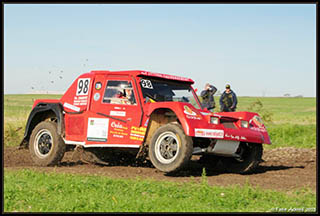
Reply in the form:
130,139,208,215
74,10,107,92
110,111,126,117
87,118,109,142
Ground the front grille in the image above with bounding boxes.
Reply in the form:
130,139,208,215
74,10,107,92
222,122,236,129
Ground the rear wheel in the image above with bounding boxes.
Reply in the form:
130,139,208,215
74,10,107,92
220,142,263,174
149,123,193,173
29,121,66,166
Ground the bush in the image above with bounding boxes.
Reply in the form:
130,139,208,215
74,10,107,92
247,99,273,123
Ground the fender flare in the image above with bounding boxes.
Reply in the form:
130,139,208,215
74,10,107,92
145,106,190,137
19,103,65,148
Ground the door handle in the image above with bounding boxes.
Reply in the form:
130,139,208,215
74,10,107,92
127,118,132,121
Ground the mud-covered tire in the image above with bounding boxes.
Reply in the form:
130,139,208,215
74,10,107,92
29,121,66,166
221,143,263,174
149,123,193,173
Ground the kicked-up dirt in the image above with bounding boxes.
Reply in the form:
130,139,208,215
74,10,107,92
3,146,317,192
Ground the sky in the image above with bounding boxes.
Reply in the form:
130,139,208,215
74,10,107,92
4,4,317,97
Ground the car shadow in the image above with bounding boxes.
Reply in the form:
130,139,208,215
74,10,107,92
58,157,155,168
164,161,305,177
251,165,305,174
57,152,305,176
58,161,86,167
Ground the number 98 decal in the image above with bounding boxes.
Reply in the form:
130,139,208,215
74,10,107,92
141,79,153,89
77,78,91,95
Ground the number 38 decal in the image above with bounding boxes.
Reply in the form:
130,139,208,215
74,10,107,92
77,78,91,95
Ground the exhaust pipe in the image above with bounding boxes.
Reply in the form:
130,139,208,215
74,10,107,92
192,147,207,155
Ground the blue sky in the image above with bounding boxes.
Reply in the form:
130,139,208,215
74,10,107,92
4,4,316,97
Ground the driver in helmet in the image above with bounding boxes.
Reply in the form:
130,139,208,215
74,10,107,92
119,84,136,105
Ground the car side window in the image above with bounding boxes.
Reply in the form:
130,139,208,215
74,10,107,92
102,80,137,105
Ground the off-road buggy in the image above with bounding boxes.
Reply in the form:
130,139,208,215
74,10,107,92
20,70,271,174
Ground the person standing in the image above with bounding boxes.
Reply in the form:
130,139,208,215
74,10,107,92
200,83,217,112
220,84,237,112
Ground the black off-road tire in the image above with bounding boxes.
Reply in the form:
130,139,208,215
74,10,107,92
221,142,263,174
149,123,193,173
29,121,66,166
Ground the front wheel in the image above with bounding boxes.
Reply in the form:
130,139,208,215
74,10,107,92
29,121,66,166
148,123,193,173
220,142,263,174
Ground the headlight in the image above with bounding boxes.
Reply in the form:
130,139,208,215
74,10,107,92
210,117,219,124
240,120,249,128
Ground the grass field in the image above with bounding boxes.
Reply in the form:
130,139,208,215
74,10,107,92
4,94,316,148
4,169,316,213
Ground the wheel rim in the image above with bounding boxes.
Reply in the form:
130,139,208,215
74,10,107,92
154,131,180,164
34,129,53,158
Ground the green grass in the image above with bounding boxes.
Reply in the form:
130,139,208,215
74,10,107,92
4,94,61,119
235,97,316,125
267,124,316,148
4,94,61,147
3,94,316,148
4,169,316,213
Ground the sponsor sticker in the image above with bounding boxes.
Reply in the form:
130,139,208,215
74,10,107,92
250,127,267,132
130,126,147,141
110,111,126,117
225,133,247,140
144,118,150,127
93,93,100,101
110,130,128,137
195,129,224,138
112,134,124,138
186,115,201,120
183,105,197,116
95,82,102,90
73,95,88,106
184,105,201,120
109,121,129,138
63,102,80,112
87,118,109,142
111,121,127,130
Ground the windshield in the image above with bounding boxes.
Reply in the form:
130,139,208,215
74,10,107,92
139,77,201,109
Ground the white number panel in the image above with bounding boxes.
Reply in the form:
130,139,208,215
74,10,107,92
141,79,153,89
76,78,91,96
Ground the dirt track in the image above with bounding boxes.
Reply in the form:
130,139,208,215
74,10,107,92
4,146,317,192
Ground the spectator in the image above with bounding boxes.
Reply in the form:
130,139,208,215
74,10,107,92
219,84,237,112
200,83,217,112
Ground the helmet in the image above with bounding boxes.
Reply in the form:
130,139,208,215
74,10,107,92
225,84,230,89
120,83,133,90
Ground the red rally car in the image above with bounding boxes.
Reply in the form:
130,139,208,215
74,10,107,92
20,70,271,174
